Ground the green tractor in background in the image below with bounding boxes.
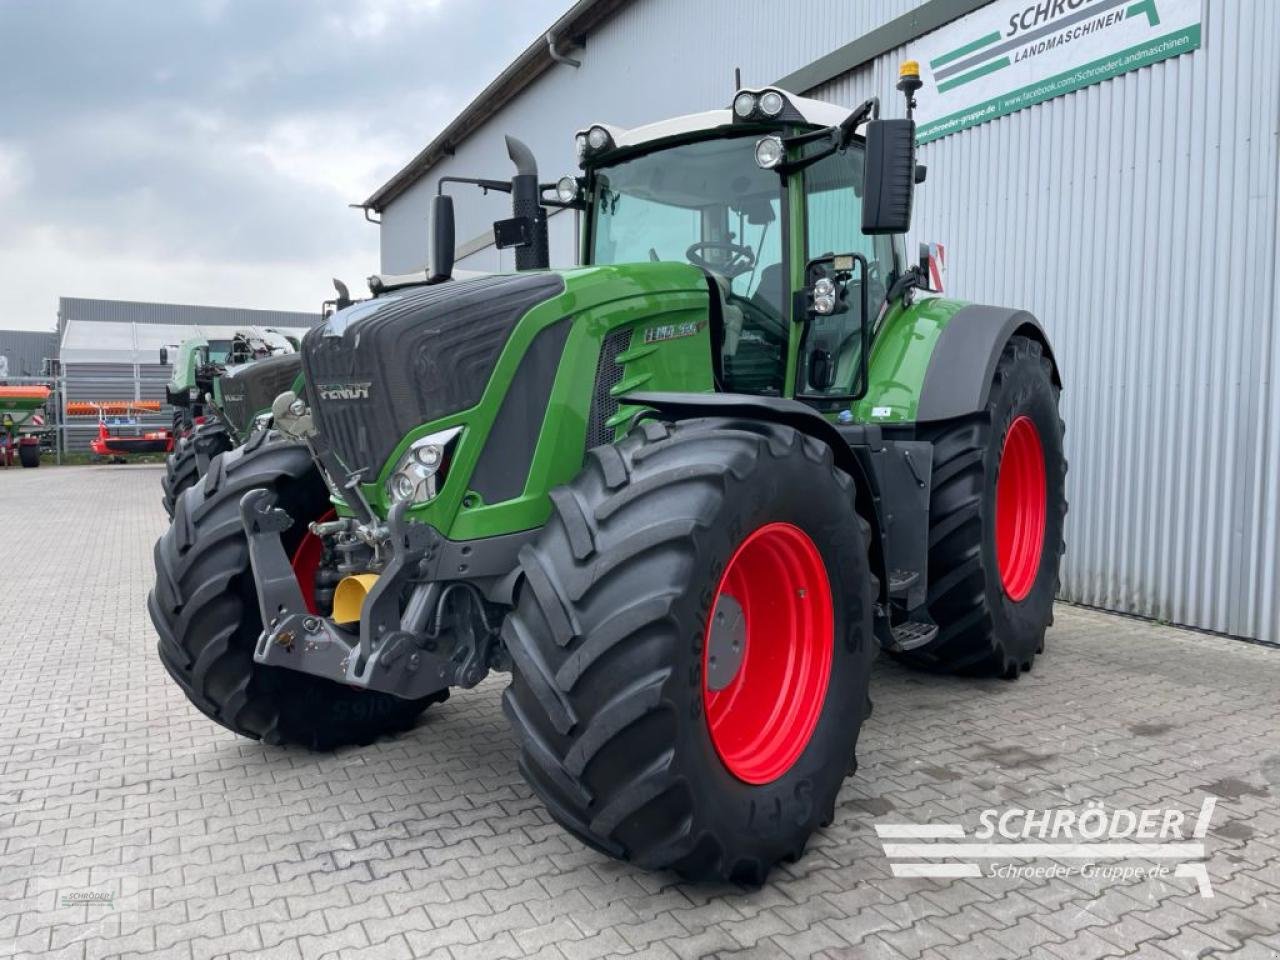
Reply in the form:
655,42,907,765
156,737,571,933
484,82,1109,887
160,329,302,517
150,64,1066,882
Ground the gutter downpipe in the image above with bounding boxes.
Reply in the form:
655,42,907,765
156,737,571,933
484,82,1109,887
546,30,581,68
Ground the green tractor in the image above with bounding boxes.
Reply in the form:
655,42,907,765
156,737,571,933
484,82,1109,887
150,66,1066,882
160,329,302,517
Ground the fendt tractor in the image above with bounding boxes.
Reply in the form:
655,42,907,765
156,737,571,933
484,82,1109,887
150,65,1066,882
160,328,302,516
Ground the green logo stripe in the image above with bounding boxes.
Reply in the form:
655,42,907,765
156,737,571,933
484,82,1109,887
918,23,1200,143
929,30,1002,69
937,55,1011,93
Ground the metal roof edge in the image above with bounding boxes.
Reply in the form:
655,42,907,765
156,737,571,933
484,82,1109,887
365,0,993,213
363,0,630,212
774,0,993,93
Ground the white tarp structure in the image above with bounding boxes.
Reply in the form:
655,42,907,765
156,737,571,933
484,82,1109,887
54,297,321,452
58,320,315,365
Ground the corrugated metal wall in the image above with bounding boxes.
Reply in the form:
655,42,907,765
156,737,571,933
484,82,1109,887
381,0,1279,643
0,329,57,378
810,1,1280,643
380,0,921,272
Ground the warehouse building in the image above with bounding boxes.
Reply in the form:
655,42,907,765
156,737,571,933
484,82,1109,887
56,297,318,451
361,0,1279,644
0,329,58,380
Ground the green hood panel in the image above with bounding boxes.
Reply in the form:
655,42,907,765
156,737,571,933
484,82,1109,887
352,263,714,539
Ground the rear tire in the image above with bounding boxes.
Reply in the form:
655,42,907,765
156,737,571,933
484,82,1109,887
149,433,444,749
162,420,234,518
502,418,875,883
905,335,1067,677
18,442,39,468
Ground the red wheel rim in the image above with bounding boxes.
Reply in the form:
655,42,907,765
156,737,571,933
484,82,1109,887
289,508,335,614
702,522,834,784
995,416,1046,601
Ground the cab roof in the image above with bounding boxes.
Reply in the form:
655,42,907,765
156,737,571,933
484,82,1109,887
578,87,853,155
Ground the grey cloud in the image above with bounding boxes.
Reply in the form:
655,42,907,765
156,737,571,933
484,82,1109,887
0,0,567,322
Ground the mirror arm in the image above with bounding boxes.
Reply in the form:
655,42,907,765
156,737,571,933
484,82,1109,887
437,176,512,196
776,97,880,175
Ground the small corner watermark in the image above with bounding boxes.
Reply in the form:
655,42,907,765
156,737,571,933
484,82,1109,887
27,870,144,941
875,796,1218,897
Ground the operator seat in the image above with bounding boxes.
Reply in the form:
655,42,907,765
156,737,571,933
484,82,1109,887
713,265,787,396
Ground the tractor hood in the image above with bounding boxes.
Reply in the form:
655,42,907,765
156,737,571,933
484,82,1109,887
303,272,565,479
218,351,302,437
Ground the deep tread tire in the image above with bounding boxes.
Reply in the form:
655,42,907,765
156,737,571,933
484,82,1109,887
149,435,444,749
161,420,234,518
18,442,39,468
502,418,876,883
906,335,1067,677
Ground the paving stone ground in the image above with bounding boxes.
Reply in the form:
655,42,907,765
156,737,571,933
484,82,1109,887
2,464,1278,960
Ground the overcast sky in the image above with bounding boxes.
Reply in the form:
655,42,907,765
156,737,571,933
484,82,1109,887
0,0,568,331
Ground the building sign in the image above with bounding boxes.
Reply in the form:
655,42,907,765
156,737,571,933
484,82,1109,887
913,0,1202,142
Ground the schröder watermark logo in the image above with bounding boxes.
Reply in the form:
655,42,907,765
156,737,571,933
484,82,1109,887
875,797,1217,897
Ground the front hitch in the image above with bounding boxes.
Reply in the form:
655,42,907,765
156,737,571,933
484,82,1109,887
240,490,474,700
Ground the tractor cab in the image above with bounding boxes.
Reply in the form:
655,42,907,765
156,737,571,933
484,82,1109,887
426,70,928,411
570,86,911,402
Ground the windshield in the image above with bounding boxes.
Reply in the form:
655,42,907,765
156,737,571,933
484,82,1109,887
590,135,787,394
205,340,233,365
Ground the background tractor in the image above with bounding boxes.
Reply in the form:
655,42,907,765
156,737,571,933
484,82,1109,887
160,328,302,517
150,65,1066,882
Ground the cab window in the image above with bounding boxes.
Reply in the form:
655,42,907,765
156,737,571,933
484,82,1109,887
590,135,787,395
800,147,894,398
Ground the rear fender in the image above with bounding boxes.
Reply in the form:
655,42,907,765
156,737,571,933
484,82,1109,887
855,299,1061,425
917,306,1061,422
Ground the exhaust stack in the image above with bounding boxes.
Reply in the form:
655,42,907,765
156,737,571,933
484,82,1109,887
505,135,549,270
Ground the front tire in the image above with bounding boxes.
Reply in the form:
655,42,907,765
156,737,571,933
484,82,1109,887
161,420,234,518
907,334,1067,677
149,432,444,749
502,419,876,883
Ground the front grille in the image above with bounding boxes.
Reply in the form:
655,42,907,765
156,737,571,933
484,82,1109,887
584,327,633,451
303,273,565,477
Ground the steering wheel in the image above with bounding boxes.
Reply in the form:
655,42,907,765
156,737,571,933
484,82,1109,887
685,240,756,279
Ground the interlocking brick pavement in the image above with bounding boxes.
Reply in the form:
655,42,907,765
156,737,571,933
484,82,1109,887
2,464,1278,960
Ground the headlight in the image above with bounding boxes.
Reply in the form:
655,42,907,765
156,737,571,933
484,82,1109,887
732,88,791,123
414,443,443,467
812,277,837,315
386,425,463,505
391,473,416,500
577,126,615,167
555,175,578,203
754,135,784,169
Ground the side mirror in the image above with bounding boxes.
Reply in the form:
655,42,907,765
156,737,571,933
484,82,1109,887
861,118,917,235
159,347,168,365
430,194,455,282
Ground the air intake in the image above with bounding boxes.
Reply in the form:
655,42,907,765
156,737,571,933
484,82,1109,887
584,328,633,452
